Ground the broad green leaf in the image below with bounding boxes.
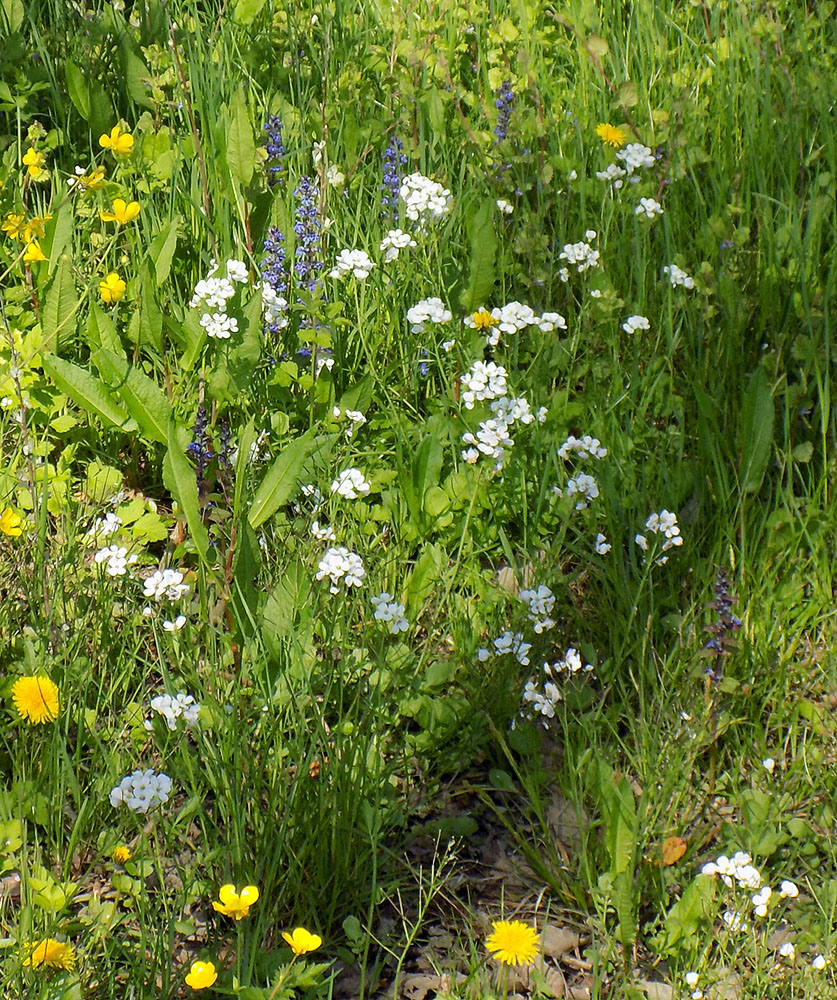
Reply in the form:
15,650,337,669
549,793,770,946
230,519,262,636
248,427,321,529
162,421,209,560
653,876,715,954
146,218,179,286
461,198,497,312
42,257,78,351
65,60,89,120
226,86,255,186
86,303,122,355
94,349,171,444
405,543,443,609
41,356,134,431
617,80,638,108
120,43,153,109
127,266,162,351
739,367,773,493
586,33,610,59
234,0,268,23
232,418,256,521
0,0,24,31
44,200,74,277
413,435,443,516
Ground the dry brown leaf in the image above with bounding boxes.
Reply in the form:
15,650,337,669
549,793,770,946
541,924,581,959
639,980,673,1000
662,836,687,866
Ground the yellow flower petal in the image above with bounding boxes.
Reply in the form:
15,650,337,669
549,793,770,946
185,960,217,989
0,508,23,537
282,927,322,955
595,122,628,148
22,938,75,970
11,676,59,724
485,919,540,966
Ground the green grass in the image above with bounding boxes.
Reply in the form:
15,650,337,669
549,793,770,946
0,0,835,996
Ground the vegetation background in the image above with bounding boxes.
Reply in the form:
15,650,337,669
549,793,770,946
0,0,834,997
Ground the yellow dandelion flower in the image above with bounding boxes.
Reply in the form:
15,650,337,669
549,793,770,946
22,147,49,181
2,213,25,240
99,272,126,304
470,309,498,330
211,884,259,920
98,125,135,157
0,508,24,537
595,123,628,148
100,198,140,225
22,241,46,264
185,960,217,989
22,938,75,970
112,845,132,863
11,676,59,724
281,927,322,956
485,920,539,966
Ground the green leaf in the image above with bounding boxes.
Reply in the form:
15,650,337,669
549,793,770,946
43,200,74,277
0,0,24,31
405,543,443,608
233,0,268,23
94,349,171,444
226,85,255,185
146,218,179,286
86,303,122,355
42,355,135,431
127,266,163,351
739,367,773,493
65,60,89,120
460,198,497,312
42,256,78,351
653,876,715,955
248,428,321,529
162,421,209,560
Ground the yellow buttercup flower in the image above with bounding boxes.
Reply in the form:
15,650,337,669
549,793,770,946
281,927,322,956
99,272,126,304
0,508,23,537
99,125,135,156
595,122,628,148
22,938,75,970
211,884,259,920
22,215,52,243
185,960,218,989
69,165,106,191
22,241,46,264
2,213,25,240
485,920,539,966
112,845,132,863
100,198,140,225
22,147,49,180
11,676,59,724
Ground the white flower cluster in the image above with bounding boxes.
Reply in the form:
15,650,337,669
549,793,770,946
595,163,629,189
469,302,567,347
148,692,200,730
109,769,172,813
558,434,607,460
461,395,540,469
329,248,375,279
594,532,611,555
546,647,594,676
635,197,663,220
519,585,555,633
332,406,367,439
701,851,763,890
400,172,452,224
616,143,656,173
295,483,325,515
520,648,594,726
407,297,453,333
559,236,600,273
190,259,248,340
555,473,600,509
331,468,371,499
663,263,695,288
87,512,122,540
316,546,366,593
94,544,137,577
479,630,531,666
635,510,683,561
459,361,508,409
622,314,650,334
143,568,190,602
370,592,409,634
380,229,416,262
496,199,513,215
261,282,288,330
310,520,336,541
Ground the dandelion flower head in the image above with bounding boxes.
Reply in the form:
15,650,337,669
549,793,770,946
595,122,628,148
12,675,59,724
22,938,75,970
485,919,540,966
